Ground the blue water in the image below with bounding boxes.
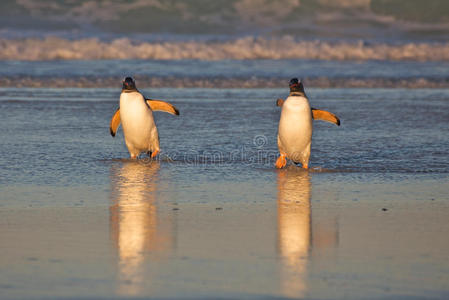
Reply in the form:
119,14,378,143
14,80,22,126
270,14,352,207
1,87,448,190
1,59,448,80
1,59,448,91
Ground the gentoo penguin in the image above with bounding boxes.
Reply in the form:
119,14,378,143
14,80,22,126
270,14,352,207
109,77,179,159
276,78,340,169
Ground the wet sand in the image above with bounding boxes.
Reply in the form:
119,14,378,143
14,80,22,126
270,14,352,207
1,164,448,300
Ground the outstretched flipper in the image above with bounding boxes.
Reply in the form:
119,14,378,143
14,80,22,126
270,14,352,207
109,108,121,137
311,108,340,126
146,99,180,116
110,99,179,137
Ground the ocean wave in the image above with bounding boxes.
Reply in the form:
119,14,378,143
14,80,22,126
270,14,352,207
1,37,449,61
1,76,447,89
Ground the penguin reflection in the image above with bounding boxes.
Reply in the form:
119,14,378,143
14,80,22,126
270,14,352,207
277,166,311,298
110,161,172,296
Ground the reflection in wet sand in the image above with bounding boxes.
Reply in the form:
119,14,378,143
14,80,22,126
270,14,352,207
277,166,311,298
109,161,172,296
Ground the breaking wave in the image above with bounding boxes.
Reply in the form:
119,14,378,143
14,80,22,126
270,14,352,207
1,37,449,61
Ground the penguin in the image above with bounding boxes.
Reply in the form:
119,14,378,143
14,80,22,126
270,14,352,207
275,78,340,169
109,77,179,159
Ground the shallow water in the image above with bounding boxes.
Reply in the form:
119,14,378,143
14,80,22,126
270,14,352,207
0,87,448,299
1,59,449,88
1,87,448,187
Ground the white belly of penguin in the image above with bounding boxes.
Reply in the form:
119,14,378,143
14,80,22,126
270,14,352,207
119,92,159,155
278,96,313,164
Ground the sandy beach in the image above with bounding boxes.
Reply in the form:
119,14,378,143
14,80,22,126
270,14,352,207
1,166,448,299
1,1,449,298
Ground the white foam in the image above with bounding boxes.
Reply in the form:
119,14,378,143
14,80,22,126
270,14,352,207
1,36,449,61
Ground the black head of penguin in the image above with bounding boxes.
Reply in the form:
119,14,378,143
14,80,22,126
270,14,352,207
289,78,305,94
122,77,137,91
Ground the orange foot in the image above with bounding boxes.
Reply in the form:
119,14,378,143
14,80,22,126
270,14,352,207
302,163,309,170
150,149,159,158
275,155,287,169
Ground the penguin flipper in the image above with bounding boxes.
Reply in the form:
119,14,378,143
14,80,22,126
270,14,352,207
109,108,121,137
312,108,340,126
146,99,180,116
276,98,285,107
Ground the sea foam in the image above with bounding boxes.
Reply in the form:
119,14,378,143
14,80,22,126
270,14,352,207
1,36,449,61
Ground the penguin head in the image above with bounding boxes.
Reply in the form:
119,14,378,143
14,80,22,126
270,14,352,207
289,78,305,93
122,77,137,91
